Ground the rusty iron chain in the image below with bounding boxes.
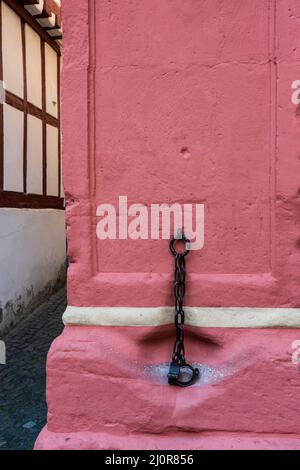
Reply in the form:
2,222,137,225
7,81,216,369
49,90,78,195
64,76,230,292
168,234,199,387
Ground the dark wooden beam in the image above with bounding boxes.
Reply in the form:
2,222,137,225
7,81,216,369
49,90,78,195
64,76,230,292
5,90,24,112
27,101,43,120
57,54,61,197
21,19,27,193
5,90,59,127
41,39,47,196
0,191,64,209
18,1,40,5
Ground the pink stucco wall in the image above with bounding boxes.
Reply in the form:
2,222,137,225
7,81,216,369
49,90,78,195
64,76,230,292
36,1,300,449
35,325,300,450
63,0,300,309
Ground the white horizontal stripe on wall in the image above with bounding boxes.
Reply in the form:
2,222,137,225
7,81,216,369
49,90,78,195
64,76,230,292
63,306,300,328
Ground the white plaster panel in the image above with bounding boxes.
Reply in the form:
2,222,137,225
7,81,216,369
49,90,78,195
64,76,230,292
46,124,59,196
0,208,66,333
45,43,58,117
2,2,23,98
27,115,43,195
25,24,42,108
3,104,23,192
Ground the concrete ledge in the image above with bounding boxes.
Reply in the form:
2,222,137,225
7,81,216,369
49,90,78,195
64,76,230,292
63,305,300,328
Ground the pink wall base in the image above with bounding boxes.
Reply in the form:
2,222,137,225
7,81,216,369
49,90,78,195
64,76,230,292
35,427,300,451
35,325,300,450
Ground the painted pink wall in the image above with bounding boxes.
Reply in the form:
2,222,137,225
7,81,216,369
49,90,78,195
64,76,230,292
36,325,300,450
36,1,300,450
63,0,300,309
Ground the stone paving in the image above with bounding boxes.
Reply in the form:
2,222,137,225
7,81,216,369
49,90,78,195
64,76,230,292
0,287,66,450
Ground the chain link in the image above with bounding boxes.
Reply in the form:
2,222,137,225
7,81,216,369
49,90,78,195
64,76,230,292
172,253,186,365
168,235,199,387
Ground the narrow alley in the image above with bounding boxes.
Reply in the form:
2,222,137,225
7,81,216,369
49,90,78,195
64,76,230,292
0,288,66,450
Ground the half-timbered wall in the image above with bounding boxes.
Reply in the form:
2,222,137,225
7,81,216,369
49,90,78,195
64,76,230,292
0,0,65,335
0,0,63,207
